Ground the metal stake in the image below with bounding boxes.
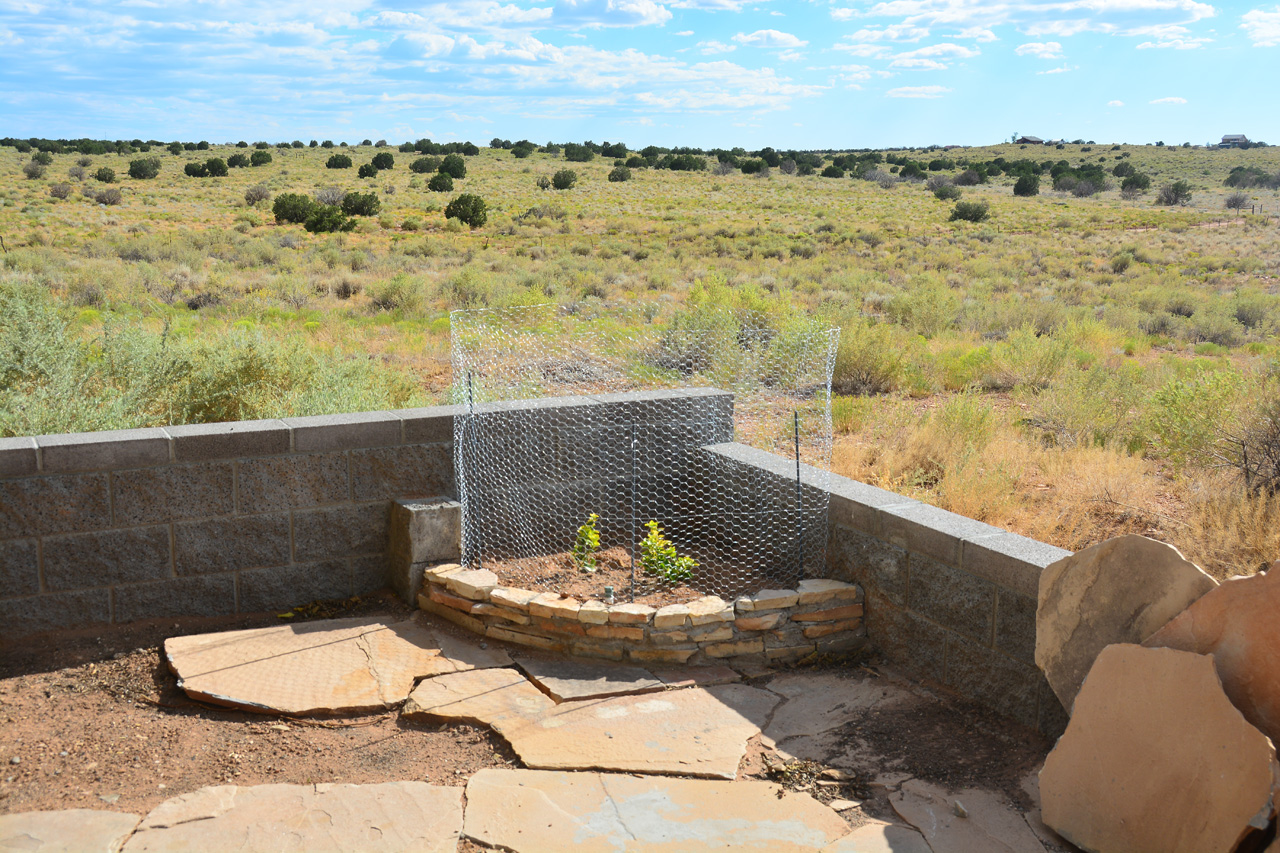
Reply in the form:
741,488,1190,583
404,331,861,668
794,410,804,578
629,423,638,603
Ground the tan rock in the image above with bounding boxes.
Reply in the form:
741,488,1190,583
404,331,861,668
403,667,553,723
1144,566,1280,742
705,638,765,658
1035,534,1217,710
687,624,734,642
762,673,919,758
427,584,477,613
607,603,655,624
1040,644,1278,853
793,604,864,622
890,779,1048,853
767,644,817,661
528,594,580,619
585,624,644,641
490,587,540,610
822,820,931,853
653,603,691,629
496,684,779,779
797,579,861,605
471,603,530,625
533,618,586,637
463,768,850,852
572,644,624,661
686,596,734,625
0,809,140,853
516,658,663,701
649,630,690,645
444,568,499,600
121,782,461,853
422,562,463,582
418,595,486,634
803,620,863,639
627,647,697,665
736,613,784,631
484,625,564,651
165,614,509,715
737,589,801,612
651,665,740,688
576,600,610,624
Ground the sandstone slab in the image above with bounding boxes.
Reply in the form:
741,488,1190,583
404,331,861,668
498,683,779,779
0,809,140,853
1040,644,1278,853
821,820,931,853
165,614,511,715
1144,566,1280,742
890,779,1047,853
121,782,461,853
444,568,498,600
762,673,920,762
1035,534,1217,711
515,658,664,701
737,589,800,612
463,768,851,852
652,665,740,688
402,667,553,723
797,579,861,605
686,596,734,625
653,603,690,629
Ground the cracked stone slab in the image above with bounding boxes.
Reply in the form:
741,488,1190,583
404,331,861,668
821,820,931,853
1035,534,1217,712
1040,644,1278,853
164,614,510,715
761,672,921,762
0,809,141,853
890,779,1048,853
515,658,665,702
463,768,851,852
402,667,555,723
120,782,462,853
651,665,740,688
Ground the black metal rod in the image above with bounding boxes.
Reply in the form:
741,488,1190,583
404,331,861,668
795,410,803,578
629,423,638,603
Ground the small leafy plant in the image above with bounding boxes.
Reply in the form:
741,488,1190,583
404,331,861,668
571,513,601,573
639,520,697,584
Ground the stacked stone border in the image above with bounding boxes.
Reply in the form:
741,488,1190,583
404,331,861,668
418,563,866,666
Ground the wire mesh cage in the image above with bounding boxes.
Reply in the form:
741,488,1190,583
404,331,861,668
451,303,840,603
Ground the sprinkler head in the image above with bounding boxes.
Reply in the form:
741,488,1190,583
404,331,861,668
604,585,615,604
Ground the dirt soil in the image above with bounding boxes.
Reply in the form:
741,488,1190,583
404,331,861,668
485,546,705,606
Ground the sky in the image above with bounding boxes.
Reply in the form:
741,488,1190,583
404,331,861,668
1,0,1277,149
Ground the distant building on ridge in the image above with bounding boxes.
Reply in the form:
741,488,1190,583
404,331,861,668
1220,134,1250,148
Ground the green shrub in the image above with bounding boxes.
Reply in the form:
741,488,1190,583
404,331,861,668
341,191,381,217
444,193,487,228
608,165,632,182
571,513,601,572
205,157,228,177
358,162,377,178
48,183,72,199
1225,192,1250,210
21,161,45,179
366,273,424,312
552,169,577,190
227,153,250,168
427,172,454,192
372,151,394,170
167,141,184,155
272,192,317,224
410,156,441,174
439,154,466,179
183,162,207,178
1013,174,1039,196
1121,173,1151,192
932,183,961,201
639,520,696,583
304,205,354,233
249,150,272,167
949,200,990,222
31,151,53,166
832,320,907,395
244,184,271,205
821,164,845,178
128,157,161,179
94,166,116,183
326,153,353,169
1155,180,1191,206
563,143,595,162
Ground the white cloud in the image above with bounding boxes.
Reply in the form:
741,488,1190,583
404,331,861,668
778,48,805,60
888,41,979,67
675,29,694,36
668,0,763,9
893,58,947,68
1015,40,1062,58
733,29,807,48
887,84,950,98
1150,95,1188,103
832,42,892,56
1241,7,1280,45
957,26,998,41
551,0,672,28
1036,64,1075,73
1108,99,1125,106
1136,36,1211,47
697,39,736,53
843,24,929,41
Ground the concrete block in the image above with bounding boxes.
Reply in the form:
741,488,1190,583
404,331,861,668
0,589,110,636
879,502,1006,568
113,575,236,622
37,428,170,473
237,561,351,613
0,437,39,478
391,405,464,443
864,592,947,685
943,633,1040,731
826,525,908,606
293,502,389,561
350,555,388,596
389,498,461,565
907,554,996,647
284,411,401,453
351,444,453,501
0,538,40,596
42,526,172,591
826,477,916,536
174,514,291,575
112,462,234,526
237,452,349,514
961,533,1069,599
994,589,1037,665
0,473,111,539
165,419,290,461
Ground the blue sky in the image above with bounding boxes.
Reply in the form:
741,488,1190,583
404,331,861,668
1,0,1277,148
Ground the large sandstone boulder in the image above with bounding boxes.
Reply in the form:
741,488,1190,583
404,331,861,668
1144,565,1280,743
1035,535,1217,711
1040,644,1278,853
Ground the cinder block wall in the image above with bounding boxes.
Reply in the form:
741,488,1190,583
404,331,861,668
0,408,457,636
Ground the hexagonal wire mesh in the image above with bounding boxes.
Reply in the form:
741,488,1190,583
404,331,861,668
451,303,840,603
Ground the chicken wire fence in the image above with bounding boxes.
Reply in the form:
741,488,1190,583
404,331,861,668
451,303,840,602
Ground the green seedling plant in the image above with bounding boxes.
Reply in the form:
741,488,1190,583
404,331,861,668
571,513,601,573
639,520,697,583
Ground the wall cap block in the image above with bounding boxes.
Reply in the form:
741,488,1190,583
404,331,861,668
36,428,170,473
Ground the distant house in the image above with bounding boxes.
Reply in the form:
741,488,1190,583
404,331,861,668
1015,135,1044,145
1220,134,1250,148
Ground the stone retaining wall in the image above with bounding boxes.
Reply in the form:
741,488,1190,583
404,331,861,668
417,563,866,666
